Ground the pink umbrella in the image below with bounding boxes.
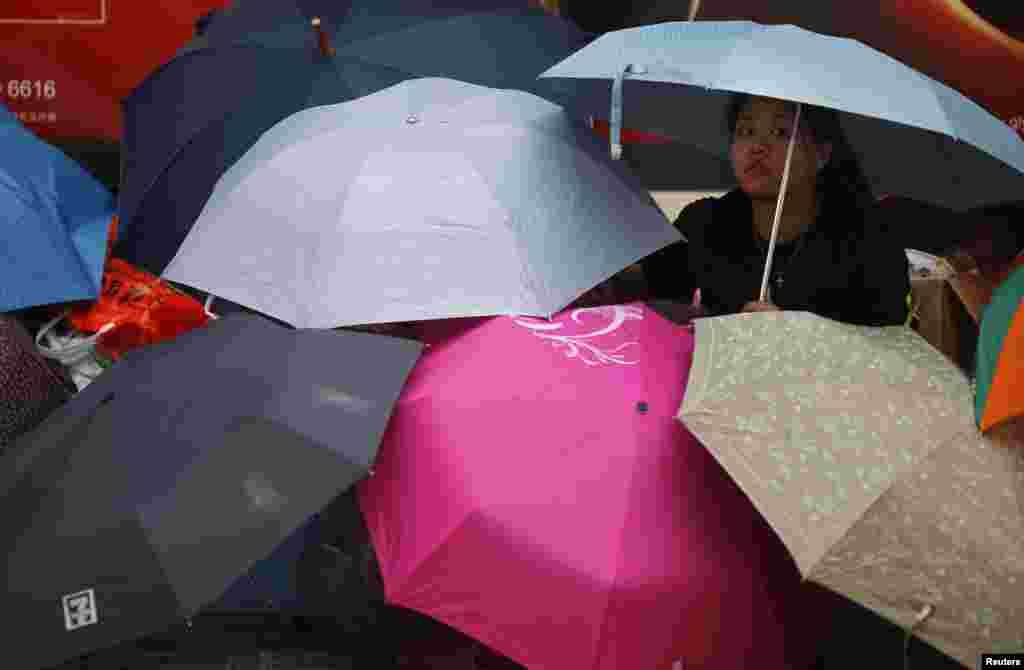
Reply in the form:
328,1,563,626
359,303,822,670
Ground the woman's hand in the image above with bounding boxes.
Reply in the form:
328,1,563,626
741,300,780,313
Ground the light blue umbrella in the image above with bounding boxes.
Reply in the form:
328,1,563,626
539,21,1024,212
162,78,679,329
1,104,115,312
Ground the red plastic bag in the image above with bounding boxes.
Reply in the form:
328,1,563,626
66,258,210,360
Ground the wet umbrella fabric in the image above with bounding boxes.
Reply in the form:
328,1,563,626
539,21,1024,210
678,311,1024,666
161,78,680,328
117,47,408,275
359,304,819,670
195,1,594,111
117,4,590,275
0,313,421,670
975,264,1024,433
1,104,114,311
197,0,552,46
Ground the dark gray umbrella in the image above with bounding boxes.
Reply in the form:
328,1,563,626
0,313,421,670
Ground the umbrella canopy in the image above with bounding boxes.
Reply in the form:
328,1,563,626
0,313,421,670
117,44,410,275
328,7,591,106
0,103,114,311
161,78,680,329
197,0,532,43
539,21,1024,210
678,311,1024,666
975,264,1024,433
117,2,591,275
199,0,586,70
359,303,818,670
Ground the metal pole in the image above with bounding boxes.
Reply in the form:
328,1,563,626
688,0,702,21
758,102,803,302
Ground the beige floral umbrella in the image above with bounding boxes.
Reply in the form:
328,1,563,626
678,311,1024,667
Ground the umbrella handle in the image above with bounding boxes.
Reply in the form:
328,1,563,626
610,64,647,160
758,102,802,302
203,293,220,320
311,17,336,58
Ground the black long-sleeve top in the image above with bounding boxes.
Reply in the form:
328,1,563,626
642,189,910,327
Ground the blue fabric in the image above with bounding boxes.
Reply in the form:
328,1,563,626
540,21,1024,210
211,513,323,611
117,3,589,274
1,104,114,311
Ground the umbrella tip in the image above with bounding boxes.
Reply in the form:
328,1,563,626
311,17,335,57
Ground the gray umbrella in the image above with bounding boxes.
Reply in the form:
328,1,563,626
0,313,421,670
161,77,680,329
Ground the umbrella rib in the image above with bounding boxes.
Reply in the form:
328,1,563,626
122,43,283,227
34,177,106,297
124,41,373,228
65,210,110,296
593,316,656,668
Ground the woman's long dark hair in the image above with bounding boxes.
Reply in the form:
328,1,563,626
726,94,876,216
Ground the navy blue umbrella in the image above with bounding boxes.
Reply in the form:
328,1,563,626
196,0,530,45
117,48,408,276
117,2,592,275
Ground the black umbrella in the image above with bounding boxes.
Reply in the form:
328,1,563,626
0,313,421,670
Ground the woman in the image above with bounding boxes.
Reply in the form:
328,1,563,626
643,94,910,326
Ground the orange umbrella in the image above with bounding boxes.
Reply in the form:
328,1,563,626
974,262,1024,434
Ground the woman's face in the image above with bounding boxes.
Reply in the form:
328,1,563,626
730,96,831,200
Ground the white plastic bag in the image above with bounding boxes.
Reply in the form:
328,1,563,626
34,311,114,391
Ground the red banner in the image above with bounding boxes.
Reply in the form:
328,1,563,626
2,1,1020,143
0,0,224,140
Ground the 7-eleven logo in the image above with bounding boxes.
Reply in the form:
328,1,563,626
62,588,99,631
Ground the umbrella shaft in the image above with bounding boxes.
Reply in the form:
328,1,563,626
688,0,702,21
759,102,802,302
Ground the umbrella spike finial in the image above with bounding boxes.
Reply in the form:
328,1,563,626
311,17,336,58
688,0,701,21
